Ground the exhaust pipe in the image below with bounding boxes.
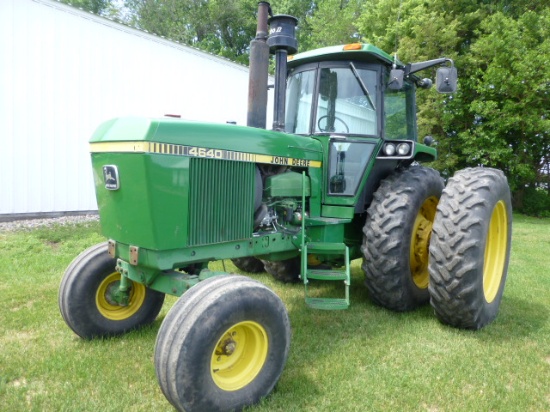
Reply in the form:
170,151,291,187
247,2,271,129
267,15,298,131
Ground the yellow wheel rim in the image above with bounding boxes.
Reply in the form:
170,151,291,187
95,272,146,320
211,321,268,391
410,196,438,289
483,200,508,303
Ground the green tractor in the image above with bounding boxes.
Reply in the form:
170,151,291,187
59,3,512,411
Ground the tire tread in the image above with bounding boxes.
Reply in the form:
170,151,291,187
429,167,512,329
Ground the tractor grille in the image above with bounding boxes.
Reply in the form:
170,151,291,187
188,158,255,246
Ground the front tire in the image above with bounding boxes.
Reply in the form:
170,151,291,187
59,242,165,339
361,166,444,311
429,167,512,329
155,275,290,412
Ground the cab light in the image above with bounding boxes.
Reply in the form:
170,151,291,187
384,143,396,156
287,55,294,61
343,43,362,51
397,143,410,156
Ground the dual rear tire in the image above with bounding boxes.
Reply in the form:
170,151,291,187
362,166,512,329
428,167,512,329
362,166,444,311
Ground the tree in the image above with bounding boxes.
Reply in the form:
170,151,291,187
122,0,360,62
59,0,113,15
123,0,259,64
358,0,550,210
459,10,550,202
304,0,362,49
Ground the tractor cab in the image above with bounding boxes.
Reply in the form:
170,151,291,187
281,43,456,200
284,45,413,199
285,43,455,140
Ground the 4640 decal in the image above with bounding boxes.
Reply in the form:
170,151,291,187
187,147,223,159
90,141,321,168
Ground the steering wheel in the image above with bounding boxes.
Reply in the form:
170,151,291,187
317,115,350,133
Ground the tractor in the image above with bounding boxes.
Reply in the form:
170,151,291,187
59,3,512,411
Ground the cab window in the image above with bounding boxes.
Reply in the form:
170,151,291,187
316,67,378,136
384,79,417,140
285,64,379,136
285,69,316,134
328,140,376,195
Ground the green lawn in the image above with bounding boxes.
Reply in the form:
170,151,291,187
1,214,549,411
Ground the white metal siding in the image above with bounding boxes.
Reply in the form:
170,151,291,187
0,0,270,216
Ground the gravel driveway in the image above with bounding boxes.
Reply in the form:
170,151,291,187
0,214,100,232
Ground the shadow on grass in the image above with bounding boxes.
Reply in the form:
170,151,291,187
71,318,163,349
475,295,549,340
419,294,549,341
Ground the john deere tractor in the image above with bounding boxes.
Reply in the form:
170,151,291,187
59,3,512,411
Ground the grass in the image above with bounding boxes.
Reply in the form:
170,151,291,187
1,214,549,411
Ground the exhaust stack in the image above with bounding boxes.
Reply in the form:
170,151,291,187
247,2,271,129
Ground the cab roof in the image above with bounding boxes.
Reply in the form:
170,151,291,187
287,43,404,69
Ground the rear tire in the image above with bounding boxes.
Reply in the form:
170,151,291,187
231,257,265,273
59,242,165,339
155,275,290,412
261,257,301,283
361,166,444,311
429,167,512,329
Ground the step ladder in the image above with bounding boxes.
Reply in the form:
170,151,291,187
297,171,350,310
301,242,350,310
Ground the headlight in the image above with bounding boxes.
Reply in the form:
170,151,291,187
397,143,410,156
384,143,396,156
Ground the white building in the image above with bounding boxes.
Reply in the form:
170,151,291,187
0,0,271,219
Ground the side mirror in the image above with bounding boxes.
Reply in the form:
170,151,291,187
423,135,435,146
436,66,458,93
388,69,404,90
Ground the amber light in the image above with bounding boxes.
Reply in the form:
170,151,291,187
343,43,362,51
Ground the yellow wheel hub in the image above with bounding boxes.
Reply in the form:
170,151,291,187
96,272,146,320
410,196,438,289
483,200,508,303
211,321,268,391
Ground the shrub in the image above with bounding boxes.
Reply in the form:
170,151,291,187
521,187,550,218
